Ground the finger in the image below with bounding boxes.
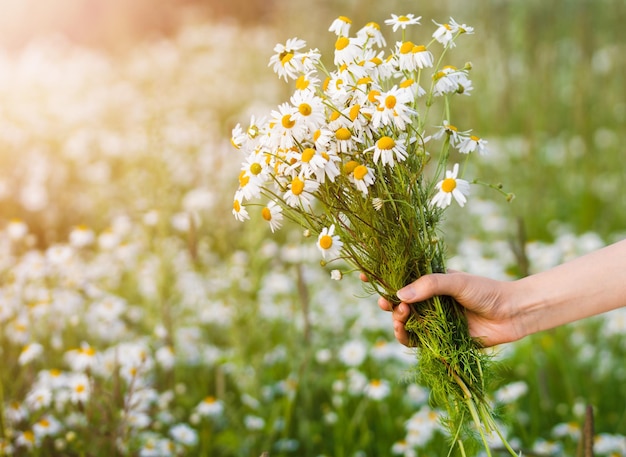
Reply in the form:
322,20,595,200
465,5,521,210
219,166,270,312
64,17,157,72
397,273,462,303
360,272,368,282
393,303,413,346
378,296,393,312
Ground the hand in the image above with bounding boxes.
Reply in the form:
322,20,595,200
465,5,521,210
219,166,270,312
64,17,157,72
377,271,526,347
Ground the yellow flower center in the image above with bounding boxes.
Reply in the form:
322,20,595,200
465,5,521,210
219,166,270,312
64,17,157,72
298,103,312,116
398,15,410,22
377,136,395,150
321,152,330,160
400,41,414,54
261,207,272,221
233,200,241,212
441,178,457,193
23,431,35,443
335,127,351,141
412,44,427,53
400,78,414,88
203,396,216,404
365,21,380,30
368,89,381,103
446,124,458,132
384,95,396,109
319,234,333,249
280,52,294,66
281,114,295,129
249,163,262,175
335,36,350,51
356,76,372,86
338,15,352,24
75,384,86,393
349,104,361,121
322,77,330,91
301,148,316,163
353,165,368,180
291,177,305,195
239,171,250,187
470,135,481,141
295,75,309,90
329,110,341,122
344,160,359,174
370,56,382,65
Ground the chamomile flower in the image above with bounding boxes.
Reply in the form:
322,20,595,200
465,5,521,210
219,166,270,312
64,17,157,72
195,396,225,418
333,35,365,66
459,134,488,154
385,14,422,32
364,379,391,401
328,16,352,36
18,342,44,366
269,37,307,80
294,71,320,94
232,195,250,222
433,120,470,147
395,41,434,71
350,164,376,196
283,176,320,208
357,22,386,48
317,224,343,260
432,20,456,47
268,102,308,150
449,18,474,35
431,163,471,208
261,201,284,233
368,136,408,167
333,126,359,153
290,91,326,131
371,86,414,130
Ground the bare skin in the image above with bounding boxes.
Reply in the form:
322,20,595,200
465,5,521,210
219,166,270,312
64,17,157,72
375,239,626,347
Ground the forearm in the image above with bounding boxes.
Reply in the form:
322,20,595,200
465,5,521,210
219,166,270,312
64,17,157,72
513,239,626,338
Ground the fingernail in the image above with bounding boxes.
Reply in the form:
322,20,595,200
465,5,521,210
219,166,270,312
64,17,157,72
396,287,415,302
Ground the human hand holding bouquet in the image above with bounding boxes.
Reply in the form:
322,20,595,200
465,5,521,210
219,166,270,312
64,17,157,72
231,13,517,456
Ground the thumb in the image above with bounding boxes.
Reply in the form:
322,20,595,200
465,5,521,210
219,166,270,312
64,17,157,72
396,272,462,303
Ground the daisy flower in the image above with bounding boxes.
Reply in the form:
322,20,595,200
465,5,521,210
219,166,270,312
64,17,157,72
333,35,365,66
364,379,391,401
449,17,474,35
350,164,376,196
395,41,434,71
261,201,284,233
232,195,250,222
328,16,352,36
357,22,386,48
268,102,308,150
433,120,470,147
269,37,307,80
385,13,422,32
368,136,408,167
294,71,320,94
432,20,455,47
290,90,326,131
283,176,320,208
458,134,488,154
431,163,471,208
317,224,343,260
371,86,414,130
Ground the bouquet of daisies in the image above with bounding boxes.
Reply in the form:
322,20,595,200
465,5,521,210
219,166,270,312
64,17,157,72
231,13,517,456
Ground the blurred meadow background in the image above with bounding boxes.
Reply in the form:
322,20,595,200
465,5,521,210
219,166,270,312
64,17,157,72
1,0,625,455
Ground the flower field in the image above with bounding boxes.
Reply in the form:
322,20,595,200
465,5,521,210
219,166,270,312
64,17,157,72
1,1,626,456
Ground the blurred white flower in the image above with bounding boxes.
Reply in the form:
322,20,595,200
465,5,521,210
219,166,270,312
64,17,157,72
338,339,367,367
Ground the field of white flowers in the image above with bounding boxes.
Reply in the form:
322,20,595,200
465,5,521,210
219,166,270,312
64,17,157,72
1,2,626,456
